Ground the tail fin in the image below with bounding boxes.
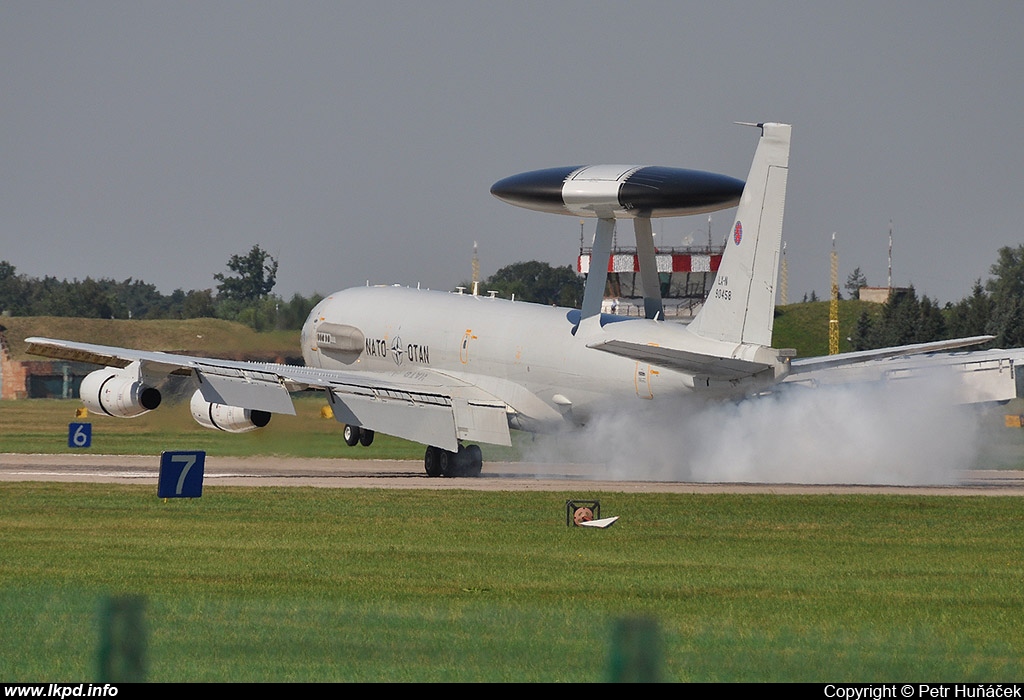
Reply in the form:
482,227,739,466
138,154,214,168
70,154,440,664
689,122,790,347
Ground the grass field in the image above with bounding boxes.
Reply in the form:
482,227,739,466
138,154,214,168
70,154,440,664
2,484,1024,682
4,331,1024,681
1,316,298,362
772,299,882,357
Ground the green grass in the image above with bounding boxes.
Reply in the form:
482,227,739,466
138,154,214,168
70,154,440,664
772,300,881,357
2,484,1024,682
2,316,298,362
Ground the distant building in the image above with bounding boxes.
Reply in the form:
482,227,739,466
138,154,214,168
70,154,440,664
858,286,911,304
0,327,89,400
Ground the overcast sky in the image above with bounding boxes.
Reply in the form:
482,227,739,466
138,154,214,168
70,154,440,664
2,2,1021,305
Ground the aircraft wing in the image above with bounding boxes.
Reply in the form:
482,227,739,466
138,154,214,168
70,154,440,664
787,336,995,374
783,344,1024,405
25,337,512,451
586,339,773,380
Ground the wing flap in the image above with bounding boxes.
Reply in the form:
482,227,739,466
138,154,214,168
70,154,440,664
195,365,297,415
453,398,512,446
327,389,459,451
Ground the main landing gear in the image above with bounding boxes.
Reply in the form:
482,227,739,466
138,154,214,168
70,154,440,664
424,444,483,478
343,424,375,447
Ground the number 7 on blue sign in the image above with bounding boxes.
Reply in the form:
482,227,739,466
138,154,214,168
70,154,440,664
158,451,206,498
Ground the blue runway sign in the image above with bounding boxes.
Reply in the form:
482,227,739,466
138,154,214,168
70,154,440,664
68,422,92,448
158,451,206,498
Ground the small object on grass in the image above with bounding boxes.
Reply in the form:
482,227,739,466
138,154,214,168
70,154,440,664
573,507,594,525
579,516,619,529
566,500,617,528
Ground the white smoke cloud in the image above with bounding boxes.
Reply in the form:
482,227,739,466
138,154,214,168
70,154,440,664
523,375,980,485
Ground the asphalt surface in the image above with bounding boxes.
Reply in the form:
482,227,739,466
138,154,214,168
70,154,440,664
3,453,1024,495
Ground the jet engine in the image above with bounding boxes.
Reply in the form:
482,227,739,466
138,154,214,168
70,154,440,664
189,389,271,433
80,367,162,418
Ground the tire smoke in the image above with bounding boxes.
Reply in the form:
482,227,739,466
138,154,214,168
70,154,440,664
525,376,980,485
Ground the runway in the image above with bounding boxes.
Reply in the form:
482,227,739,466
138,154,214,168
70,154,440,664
3,453,1024,495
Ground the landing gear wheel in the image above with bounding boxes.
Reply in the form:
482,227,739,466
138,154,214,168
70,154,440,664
438,448,453,477
445,444,483,477
358,428,375,447
424,445,483,477
343,424,360,447
424,446,442,477
465,444,483,477
451,444,469,477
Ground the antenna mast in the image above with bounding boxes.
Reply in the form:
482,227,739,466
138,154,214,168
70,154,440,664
888,220,893,290
829,233,839,355
472,241,480,296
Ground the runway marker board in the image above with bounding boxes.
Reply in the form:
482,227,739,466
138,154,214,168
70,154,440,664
158,450,206,498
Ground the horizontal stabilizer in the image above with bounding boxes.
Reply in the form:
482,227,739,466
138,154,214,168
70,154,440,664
789,336,995,374
587,339,772,380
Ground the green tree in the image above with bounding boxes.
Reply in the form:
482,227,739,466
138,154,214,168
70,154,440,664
0,261,27,315
482,261,583,307
850,310,874,351
855,287,946,350
946,281,992,341
181,289,217,319
985,245,1024,347
214,245,279,303
276,292,324,331
917,294,946,342
845,267,868,300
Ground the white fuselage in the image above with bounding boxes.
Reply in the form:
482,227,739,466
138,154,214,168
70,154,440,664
301,285,751,432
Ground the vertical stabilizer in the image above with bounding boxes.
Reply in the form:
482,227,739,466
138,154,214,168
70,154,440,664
689,123,790,347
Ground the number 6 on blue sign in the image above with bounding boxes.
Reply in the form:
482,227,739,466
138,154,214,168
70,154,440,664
68,423,91,448
158,450,206,498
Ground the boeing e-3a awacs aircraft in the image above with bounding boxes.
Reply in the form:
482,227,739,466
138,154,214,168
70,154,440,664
26,123,1000,476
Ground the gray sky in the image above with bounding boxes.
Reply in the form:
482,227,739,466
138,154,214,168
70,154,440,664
2,2,1021,305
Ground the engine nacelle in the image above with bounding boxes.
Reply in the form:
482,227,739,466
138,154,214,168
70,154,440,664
80,367,162,418
190,389,271,433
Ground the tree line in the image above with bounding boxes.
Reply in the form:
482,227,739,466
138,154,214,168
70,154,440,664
847,244,1024,350
0,246,322,332
4,240,1024,349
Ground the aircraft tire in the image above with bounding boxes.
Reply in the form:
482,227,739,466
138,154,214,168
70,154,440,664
438,448,453,477
343,424,360,447
359,428,375,447
465,444,483,477
424,446,442,477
